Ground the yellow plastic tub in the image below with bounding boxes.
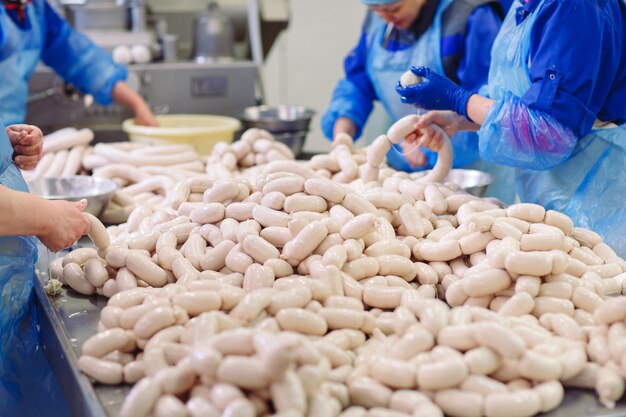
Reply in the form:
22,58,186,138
122,114,241,155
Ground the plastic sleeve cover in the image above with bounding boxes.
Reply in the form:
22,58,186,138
478,91,577,170
40,2,127,105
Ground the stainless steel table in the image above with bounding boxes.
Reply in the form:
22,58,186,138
34,244,130,417
33,245,626,417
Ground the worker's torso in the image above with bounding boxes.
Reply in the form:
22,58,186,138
364,0,453,121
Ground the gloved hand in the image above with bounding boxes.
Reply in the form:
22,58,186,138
395,66,474,118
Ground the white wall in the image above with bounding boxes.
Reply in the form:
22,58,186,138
261,0,391,153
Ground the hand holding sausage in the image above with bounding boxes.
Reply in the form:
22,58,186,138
38,199,91,252
395,66,474,117
401,141,427,168
414,111,465,139
7,124,43,170
404,123,447,153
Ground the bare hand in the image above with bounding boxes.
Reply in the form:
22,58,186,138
7,124,43,170
38,199,91,252
417,124,447,152
333,117,357,139
414,110,463,138
401,140,427,168
134,104,158,127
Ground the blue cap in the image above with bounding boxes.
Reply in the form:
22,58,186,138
361,0,400,5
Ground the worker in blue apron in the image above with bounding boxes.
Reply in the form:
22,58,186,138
322,0,516,203
397,0,626,256
0,123,90,415
0,0,156,126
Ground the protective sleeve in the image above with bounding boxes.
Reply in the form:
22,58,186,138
520,0,620,137
478,91,577,170
321,30,378,140
456,4,502,93
39,2,127,105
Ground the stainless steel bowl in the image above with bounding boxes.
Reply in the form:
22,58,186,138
28,176,118,218
240,105,315,132
445,169,493,196
272,131,307,158
412,168,493,196
240,105,315,157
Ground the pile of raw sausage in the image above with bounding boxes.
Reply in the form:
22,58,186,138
51,128,626,416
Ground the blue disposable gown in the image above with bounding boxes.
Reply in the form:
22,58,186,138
478,0,626,255
322,2,516,202
0,0,127,124
0,123,72,415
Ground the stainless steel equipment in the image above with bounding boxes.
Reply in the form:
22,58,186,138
28,176,118,217
28,0,289,140
65,2,127,31
240,105,314,157
27,61,256,140
410,169,492,197
440,169,493,197
192,2,235,62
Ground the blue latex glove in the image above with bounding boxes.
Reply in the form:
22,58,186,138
396,66,474,118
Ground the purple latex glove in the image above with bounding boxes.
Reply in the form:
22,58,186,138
396,66,474,118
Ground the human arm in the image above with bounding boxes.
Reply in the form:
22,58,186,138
39,2,157,126
396,0,613,170
0,186,90,251
40,2,127,105
473,0,616,169
112,82,158,127
6,124,43,170
396,66,577,169
321,24,378,141
332,117,358,138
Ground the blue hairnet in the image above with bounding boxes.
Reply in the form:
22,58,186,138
479,91,577,170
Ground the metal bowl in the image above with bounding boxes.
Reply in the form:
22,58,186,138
445,169,493,196
272,131,307,158
240,105,315,132
239,105,315,157
27,176,118,218
413,168,493,196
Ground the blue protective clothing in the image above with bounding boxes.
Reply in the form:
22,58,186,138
321,1,502,172
498,0,514,12
0,0,127,125
0,124,71,415
479,0,626,256
396,66,474,118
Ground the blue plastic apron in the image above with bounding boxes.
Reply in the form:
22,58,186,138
484,0,626,256
0,5,46,125
0,124,71,416
365,0,480,172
